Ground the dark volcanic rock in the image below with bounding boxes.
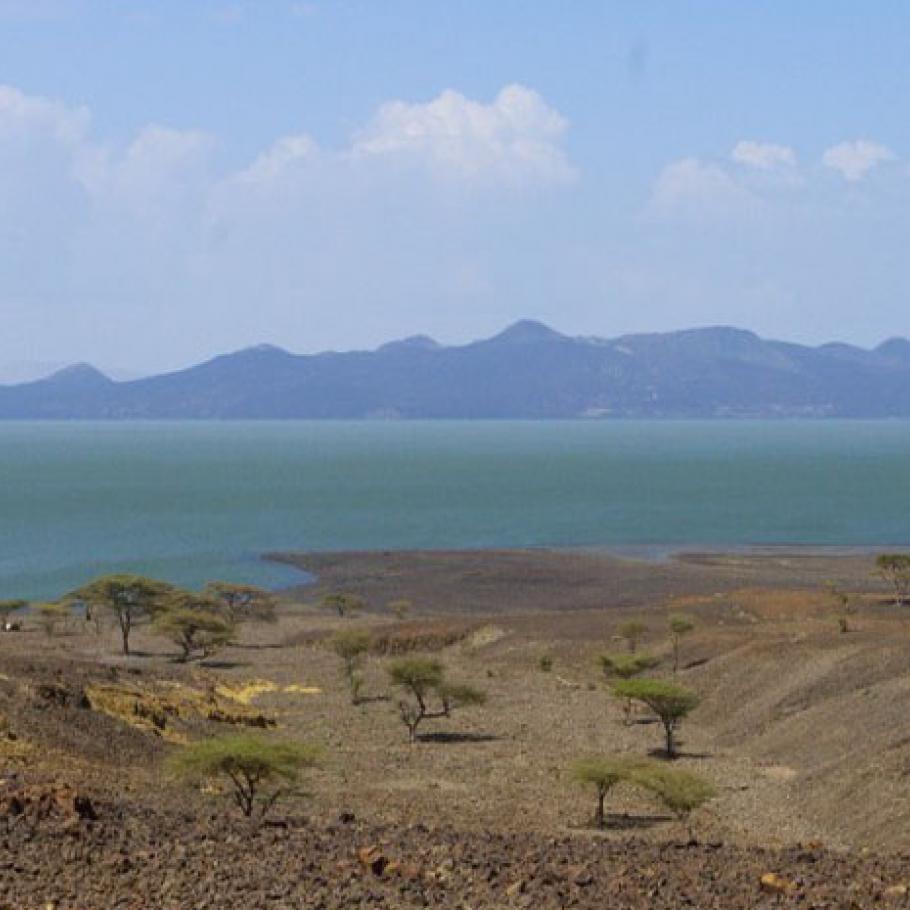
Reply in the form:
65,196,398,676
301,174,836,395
2,799,909,909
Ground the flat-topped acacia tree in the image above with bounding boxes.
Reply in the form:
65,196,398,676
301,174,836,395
570,756,644,828
204,582,276,624
387,657,486,743
153,592,236,662
68,574,174,655
612,678,699,759
167,734,321,818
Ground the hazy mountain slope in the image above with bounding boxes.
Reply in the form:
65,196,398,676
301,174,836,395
2,320,909,418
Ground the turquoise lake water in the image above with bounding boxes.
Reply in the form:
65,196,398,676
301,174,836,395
2,420,909,600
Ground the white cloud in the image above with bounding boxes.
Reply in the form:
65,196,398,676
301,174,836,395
235,134,319,185
822,140,895,181
350,84,575,185
648,157,755,220
731,140,796,171
0,83,88,146
78,125,213,218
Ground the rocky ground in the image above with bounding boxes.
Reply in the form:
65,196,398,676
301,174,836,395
3,784,910,909
2,548,910,908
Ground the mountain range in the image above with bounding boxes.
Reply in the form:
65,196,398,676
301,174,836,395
3,321,910,419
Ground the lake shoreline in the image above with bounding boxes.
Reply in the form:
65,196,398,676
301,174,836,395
266,546,888,615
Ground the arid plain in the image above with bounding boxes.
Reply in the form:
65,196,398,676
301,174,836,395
3,548,910,908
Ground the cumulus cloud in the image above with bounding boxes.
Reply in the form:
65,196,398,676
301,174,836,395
0,83,88,146
235,134,319,185
731,140,796,171
0,81,577,368
822,140,895,181
79,125,213,217
647,157,756,220
350,84,575,185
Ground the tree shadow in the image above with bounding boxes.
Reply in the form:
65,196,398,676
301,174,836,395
229,642,286,651
354,694,390,705
416,731,498,744
646,747,712,760
570,812,672,832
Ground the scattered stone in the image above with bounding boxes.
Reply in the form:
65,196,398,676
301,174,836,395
357,845,388,876
760,872,796,895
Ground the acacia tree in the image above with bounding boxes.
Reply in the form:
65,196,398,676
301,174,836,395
570,756,643,828
330,629,371,704
612,678,699,758
322,592,366,618
668,614,695,673
167,734,321,818
0,599,26,629
68,574,174,655
617,620,648,653
636,765,715,839
153,592,236,662
204,582,277,624
387,657,486,743
876,554,910,606
599,652,659,724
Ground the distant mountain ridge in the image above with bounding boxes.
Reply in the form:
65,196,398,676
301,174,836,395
3,321,910,418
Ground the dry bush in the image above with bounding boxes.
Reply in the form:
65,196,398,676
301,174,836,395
366,620,477,655
288,619,477,655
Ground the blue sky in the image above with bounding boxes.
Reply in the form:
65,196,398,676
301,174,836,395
1,1,909,375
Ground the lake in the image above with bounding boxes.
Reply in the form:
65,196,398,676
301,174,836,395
2,420,909,600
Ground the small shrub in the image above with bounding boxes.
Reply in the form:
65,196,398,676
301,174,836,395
617,619,647,653
826,584,854,633
876,554,910,606
167,734,321,817
539,655,553,672
329,629,371,704
667,614,695,673
321,592,366,617
599,652,659,724
635,765,715,838
599,652,659,679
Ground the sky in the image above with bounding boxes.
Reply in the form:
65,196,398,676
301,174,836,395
1,1,910,376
